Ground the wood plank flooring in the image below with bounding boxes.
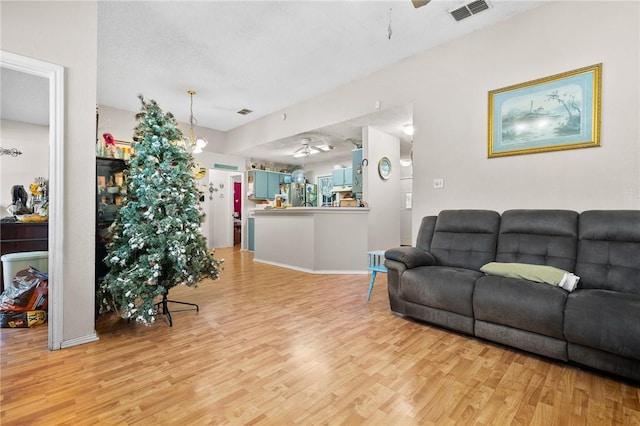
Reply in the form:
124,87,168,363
1,247,639,425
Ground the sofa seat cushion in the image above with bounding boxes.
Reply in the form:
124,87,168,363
399,266,482,317
474,275,568,340
564,289,640,361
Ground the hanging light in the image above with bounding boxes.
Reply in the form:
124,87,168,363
184,90,208,154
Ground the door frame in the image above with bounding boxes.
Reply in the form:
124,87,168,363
206,169,243,248
1,51,65,350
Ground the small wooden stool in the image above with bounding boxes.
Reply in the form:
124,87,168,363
367,250,387,301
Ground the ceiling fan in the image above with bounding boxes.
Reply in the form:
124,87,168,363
411,0,431,8
292,138,333,158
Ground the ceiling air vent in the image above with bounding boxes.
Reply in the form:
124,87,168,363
450,0,490,22
237,108,253,115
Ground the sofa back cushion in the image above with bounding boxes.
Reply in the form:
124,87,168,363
496,210,578,271
576,210,640,294
430,210,500,270
415,215,437,252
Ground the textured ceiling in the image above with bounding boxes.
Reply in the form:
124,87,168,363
236,103,415,166
97,0,544,132
0,68,49,126
2,0,544,166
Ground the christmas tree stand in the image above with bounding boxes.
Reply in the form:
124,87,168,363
154,292,199,327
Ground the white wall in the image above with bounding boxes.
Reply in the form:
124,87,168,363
1,1,98,343
98,104,227,152
0,119,48,216
225,2,640,245
400,177,413,246
363,126,401,250
411,1,640,217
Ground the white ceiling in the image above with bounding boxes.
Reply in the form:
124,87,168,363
97,0,542,129
235,103,415,166
0,68,49,126
2,0,545,165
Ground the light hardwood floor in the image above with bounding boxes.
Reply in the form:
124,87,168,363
1,247,639,425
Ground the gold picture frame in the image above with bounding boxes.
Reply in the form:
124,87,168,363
488,64,601,158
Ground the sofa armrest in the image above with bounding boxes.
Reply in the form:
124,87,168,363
385,247,436,269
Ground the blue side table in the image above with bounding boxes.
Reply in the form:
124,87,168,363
367,250,387,301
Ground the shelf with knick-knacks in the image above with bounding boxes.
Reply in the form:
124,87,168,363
96,157,127,226
95,132,133,160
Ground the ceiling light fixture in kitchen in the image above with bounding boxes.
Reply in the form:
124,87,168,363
292,138,333,158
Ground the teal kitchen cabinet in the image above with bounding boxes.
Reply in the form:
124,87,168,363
331,167,353,187
266,172,280,200
251,171,269,199
249,171,291,200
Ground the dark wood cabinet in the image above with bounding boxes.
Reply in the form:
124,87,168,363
0,222,48,292
96,157,127,285
96,157,127,228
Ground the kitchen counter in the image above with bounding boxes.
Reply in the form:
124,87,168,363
253,207,369,273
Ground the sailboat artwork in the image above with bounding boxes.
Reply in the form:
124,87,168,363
488,64,601,158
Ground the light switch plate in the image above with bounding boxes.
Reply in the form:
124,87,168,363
433,178,444,189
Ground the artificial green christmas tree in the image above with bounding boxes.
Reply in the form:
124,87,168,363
100,96,223,325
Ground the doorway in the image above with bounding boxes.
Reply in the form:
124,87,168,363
0,51,65,350
206,169,243,249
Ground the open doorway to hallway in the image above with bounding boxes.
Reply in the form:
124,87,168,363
203,169,243,249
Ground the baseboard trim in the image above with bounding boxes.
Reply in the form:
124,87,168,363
253,258,367,275
60,332,99,349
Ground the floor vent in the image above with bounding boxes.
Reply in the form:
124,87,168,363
450,0,490,22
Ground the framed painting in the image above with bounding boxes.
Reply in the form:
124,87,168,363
488,64,601,158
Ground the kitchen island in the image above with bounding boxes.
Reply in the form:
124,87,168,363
253,207,369,274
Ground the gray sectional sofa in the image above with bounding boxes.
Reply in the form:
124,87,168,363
384,209,640,381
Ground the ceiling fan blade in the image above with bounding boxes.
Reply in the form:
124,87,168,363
411,0,431,8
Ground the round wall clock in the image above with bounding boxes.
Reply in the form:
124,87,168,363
378,157,392,180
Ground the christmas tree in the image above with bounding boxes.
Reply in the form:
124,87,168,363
100,96,223,325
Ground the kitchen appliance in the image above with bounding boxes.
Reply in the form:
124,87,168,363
286,183,317,207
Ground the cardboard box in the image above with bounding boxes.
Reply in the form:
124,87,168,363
0,310,47,328
340,199,357,207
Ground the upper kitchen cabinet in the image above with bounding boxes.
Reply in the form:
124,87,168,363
248,170,291,200
332,167,352,188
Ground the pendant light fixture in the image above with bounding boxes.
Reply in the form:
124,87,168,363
184,90,208,154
